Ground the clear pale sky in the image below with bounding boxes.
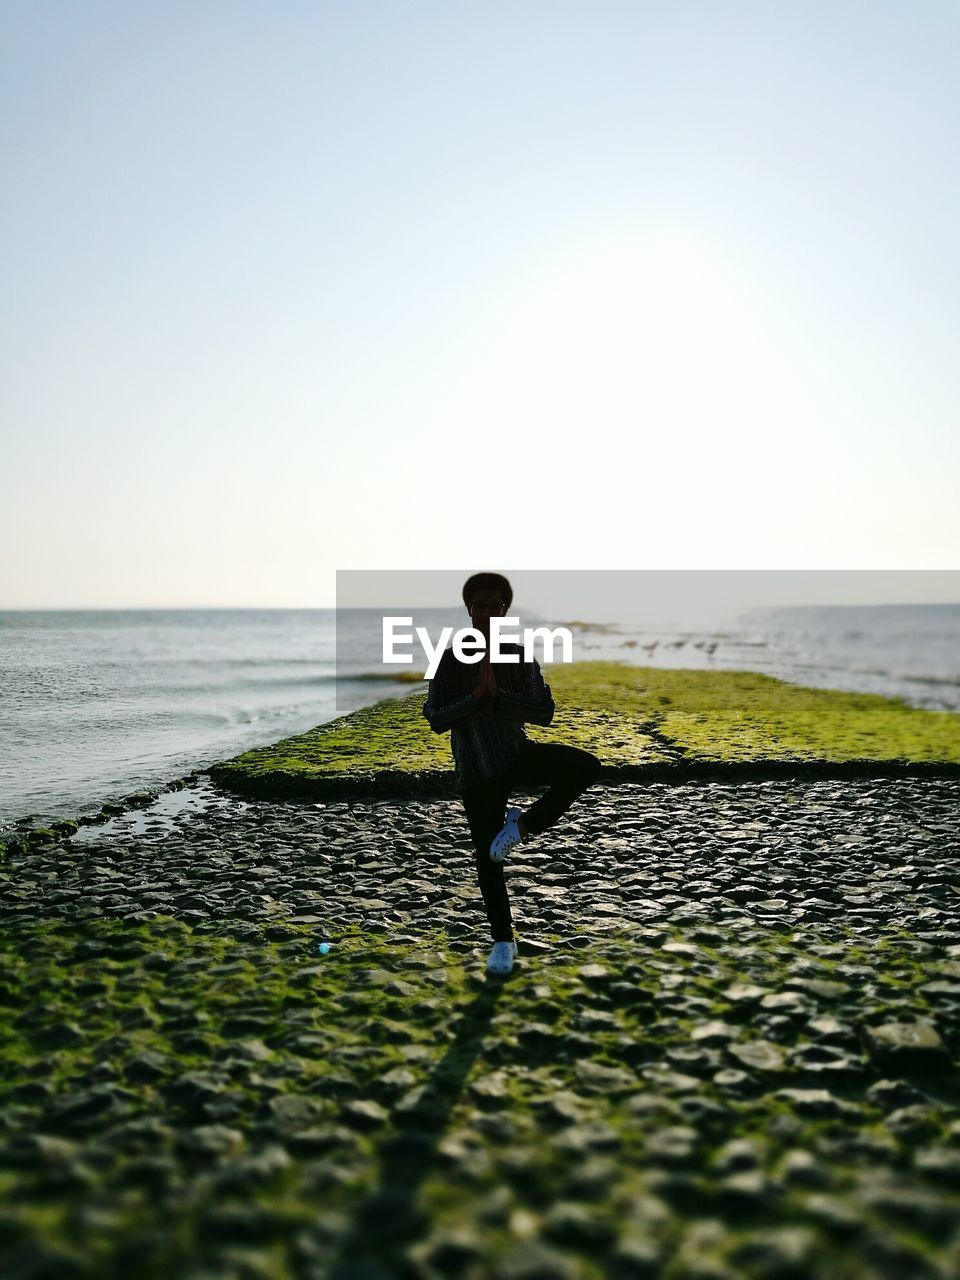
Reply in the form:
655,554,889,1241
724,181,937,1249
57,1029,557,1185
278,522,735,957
2,1,958,609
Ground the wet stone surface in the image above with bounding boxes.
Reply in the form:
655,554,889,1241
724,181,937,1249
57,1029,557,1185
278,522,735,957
0,775,959,1278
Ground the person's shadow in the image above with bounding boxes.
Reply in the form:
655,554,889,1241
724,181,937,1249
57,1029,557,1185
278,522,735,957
324,971,511,1277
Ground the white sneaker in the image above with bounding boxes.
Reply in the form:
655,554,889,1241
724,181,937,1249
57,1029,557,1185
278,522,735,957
487,939,519,975
490,806,523,862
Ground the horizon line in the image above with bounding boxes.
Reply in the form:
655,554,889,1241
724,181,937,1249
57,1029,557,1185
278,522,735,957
3,601,960,613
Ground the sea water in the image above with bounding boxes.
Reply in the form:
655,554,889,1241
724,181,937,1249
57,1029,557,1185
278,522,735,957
2,603,958,829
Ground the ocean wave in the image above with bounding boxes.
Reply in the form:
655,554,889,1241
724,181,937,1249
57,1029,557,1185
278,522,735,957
87,656,332,668
344,671,426,683
893,671,960,689
129,674,338,695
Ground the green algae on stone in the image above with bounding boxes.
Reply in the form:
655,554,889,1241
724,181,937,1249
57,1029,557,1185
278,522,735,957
207,662,960,800
545,663,960,765
2,909,960,1278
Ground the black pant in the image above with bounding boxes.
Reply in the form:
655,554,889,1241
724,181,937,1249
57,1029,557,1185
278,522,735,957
460,739,602,943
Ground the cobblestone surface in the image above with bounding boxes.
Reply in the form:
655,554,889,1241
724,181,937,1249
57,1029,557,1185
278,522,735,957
1,776,959,1278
